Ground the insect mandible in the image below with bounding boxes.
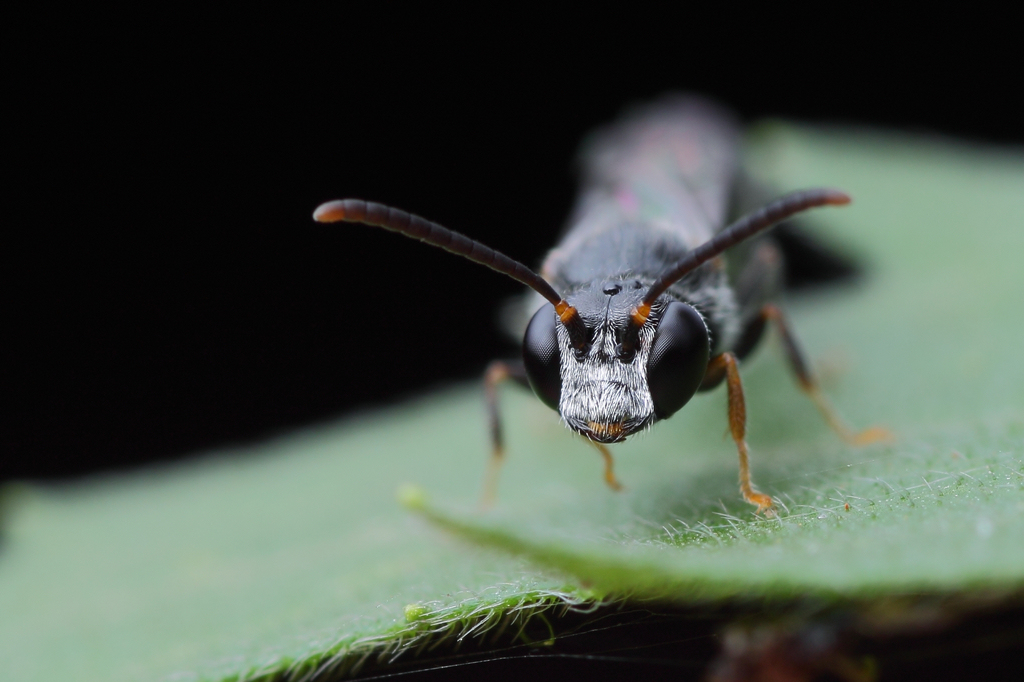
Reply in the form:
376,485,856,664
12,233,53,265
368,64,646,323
314,95,888,513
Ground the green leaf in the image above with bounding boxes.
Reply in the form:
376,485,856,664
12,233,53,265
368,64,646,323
2,125,1023,682
421,124,1024,599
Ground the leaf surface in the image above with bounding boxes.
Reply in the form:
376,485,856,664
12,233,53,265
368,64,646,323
1,125,1022,681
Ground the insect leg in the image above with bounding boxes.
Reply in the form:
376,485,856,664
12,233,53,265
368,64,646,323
760,304,891,446
699,241,782,393
481,359,529,507
707,352,774,514
584,440,624,491
699,359,727,391
732,240,785,360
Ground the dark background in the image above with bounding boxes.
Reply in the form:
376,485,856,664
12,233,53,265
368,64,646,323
4,6,1020,482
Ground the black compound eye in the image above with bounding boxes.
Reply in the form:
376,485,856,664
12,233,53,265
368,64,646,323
522,303,562,411
646,302,710,419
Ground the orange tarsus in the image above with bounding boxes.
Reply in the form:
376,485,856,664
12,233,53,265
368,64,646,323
708,352,775,515
760,304,893,447
586,440,623,491
479,361,513,510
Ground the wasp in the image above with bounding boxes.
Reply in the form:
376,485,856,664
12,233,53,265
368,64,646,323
314,96,887,513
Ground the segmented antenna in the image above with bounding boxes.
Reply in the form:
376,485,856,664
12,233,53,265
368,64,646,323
313,199,588,341
630,189,851,326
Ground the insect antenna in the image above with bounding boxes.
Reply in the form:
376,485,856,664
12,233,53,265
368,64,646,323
313,199,588,343
630,189,851,326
